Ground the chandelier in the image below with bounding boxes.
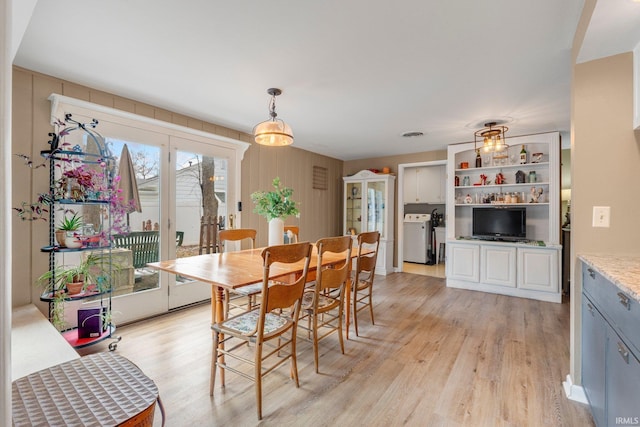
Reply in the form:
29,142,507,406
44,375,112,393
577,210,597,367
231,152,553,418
253,88,294,146
474,122,509,153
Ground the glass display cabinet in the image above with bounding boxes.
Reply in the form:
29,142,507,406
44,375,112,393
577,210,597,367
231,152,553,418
343,170,395,275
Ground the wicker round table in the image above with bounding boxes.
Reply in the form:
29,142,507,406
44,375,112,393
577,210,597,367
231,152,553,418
12,352,162,426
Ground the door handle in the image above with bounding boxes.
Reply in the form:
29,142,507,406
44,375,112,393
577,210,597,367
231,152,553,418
587,268,596,279
617,292,631,310
617,341,630,364
586,302,596,317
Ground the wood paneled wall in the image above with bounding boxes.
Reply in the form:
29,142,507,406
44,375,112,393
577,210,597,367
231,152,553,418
11,66,344,307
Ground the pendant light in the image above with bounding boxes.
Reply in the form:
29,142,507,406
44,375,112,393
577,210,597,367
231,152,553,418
474,122,509,153
253,88,294,146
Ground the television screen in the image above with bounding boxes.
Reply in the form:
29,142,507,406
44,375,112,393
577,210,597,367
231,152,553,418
472,207,526,240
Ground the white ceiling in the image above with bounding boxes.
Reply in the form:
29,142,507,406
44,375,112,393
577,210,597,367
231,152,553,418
11,1,640,161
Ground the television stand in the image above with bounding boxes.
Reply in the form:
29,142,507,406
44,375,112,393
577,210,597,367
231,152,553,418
446,239,561,303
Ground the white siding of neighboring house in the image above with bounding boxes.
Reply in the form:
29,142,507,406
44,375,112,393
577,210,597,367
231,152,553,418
130,164,226,246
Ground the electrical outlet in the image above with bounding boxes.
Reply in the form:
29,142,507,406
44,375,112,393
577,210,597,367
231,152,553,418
592,206,610,228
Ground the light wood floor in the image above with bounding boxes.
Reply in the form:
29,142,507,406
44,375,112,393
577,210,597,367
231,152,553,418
80,273,593,427
403,261,446,278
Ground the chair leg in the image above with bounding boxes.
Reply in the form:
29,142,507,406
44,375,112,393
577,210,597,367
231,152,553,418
353,290,359,337
337,302,345,354
255,342,263,420
368,287,375,325
291,327,300,387
223,290,230,317
210,331,219,396
313,312,319,373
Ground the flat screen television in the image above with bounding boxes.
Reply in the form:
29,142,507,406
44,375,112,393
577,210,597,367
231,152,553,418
472,207,526,241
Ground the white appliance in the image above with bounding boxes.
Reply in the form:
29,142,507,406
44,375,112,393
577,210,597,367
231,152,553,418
403,213,431,264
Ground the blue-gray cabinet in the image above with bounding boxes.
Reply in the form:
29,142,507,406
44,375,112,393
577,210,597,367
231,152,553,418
582,263,640,427
582,293,606,427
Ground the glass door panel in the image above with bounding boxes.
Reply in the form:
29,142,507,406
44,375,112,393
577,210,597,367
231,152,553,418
366,180,386,237
346,182,363,234
167,136,236,310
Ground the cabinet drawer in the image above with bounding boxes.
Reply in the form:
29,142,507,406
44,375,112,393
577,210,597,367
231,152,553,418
583,264,640,355
606,325,640,427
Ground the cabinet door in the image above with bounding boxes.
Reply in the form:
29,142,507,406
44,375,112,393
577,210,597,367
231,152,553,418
481,245,516,287
582,294,607,427
416,166,442,203
345,181,363,235
365,180,387,237
447,243,479,282
404,168,419,203
517,248,559,293
606,325,640,427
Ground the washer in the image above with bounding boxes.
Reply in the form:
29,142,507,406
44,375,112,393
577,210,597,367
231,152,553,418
403,213,431,264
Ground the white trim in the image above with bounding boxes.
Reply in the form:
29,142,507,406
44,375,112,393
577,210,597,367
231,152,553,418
397,159,447,272
48,94,251,159
634,41,640,130
562,374,588,404
1,0,12,423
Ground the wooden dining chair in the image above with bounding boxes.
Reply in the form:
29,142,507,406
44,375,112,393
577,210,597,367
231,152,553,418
198,215,218,255
210,242,313,420
218,228,261,314
352,231,380,336
299,235,352,373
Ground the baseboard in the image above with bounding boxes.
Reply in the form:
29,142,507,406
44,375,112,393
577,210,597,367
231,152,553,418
562,374,588,404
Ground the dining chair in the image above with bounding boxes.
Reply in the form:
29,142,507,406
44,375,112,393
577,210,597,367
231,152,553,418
218,228,261,314
352,231,380,336
198,215,218,255
210,242,313,420
283,226,299,243
299,235,352,373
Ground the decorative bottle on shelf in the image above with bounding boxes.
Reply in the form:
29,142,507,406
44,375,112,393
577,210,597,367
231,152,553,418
475,149,482,168
519,145,527,164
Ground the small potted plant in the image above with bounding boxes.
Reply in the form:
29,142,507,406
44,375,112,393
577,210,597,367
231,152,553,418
250,177,299,245
37,253,119,330
37,253,118,297
55,212,83,248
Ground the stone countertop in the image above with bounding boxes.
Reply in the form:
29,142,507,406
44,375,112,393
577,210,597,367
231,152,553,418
579,254,640,303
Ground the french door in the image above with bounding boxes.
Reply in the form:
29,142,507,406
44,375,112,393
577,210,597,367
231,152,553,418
166,136,236,310
73,117,239,324
48,97,248,326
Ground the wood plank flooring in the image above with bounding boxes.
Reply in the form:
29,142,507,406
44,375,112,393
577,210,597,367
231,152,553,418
79,273,594,426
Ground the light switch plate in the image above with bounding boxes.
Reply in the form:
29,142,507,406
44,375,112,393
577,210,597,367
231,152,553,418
592,206,610,228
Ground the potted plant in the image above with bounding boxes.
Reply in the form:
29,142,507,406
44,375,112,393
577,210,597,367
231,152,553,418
250,177,299,245
37,253,119,330
55,212,83,248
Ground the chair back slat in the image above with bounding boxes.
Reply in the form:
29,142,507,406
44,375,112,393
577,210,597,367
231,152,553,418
199,215,218,254
261,243,312,313
218,229,256,252
316,236,352,293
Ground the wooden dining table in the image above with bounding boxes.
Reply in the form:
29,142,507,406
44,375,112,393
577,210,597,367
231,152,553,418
147,244,360,339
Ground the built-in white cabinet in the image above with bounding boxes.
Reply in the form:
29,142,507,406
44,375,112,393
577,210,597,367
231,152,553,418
517,247,559,293
481,245,516,287
446,241,561,303
344,170,395,275
447,242,479,282
404,165,445,203
445,132,561,303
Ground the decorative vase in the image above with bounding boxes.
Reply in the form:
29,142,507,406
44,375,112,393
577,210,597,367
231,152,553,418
268,218,285,246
